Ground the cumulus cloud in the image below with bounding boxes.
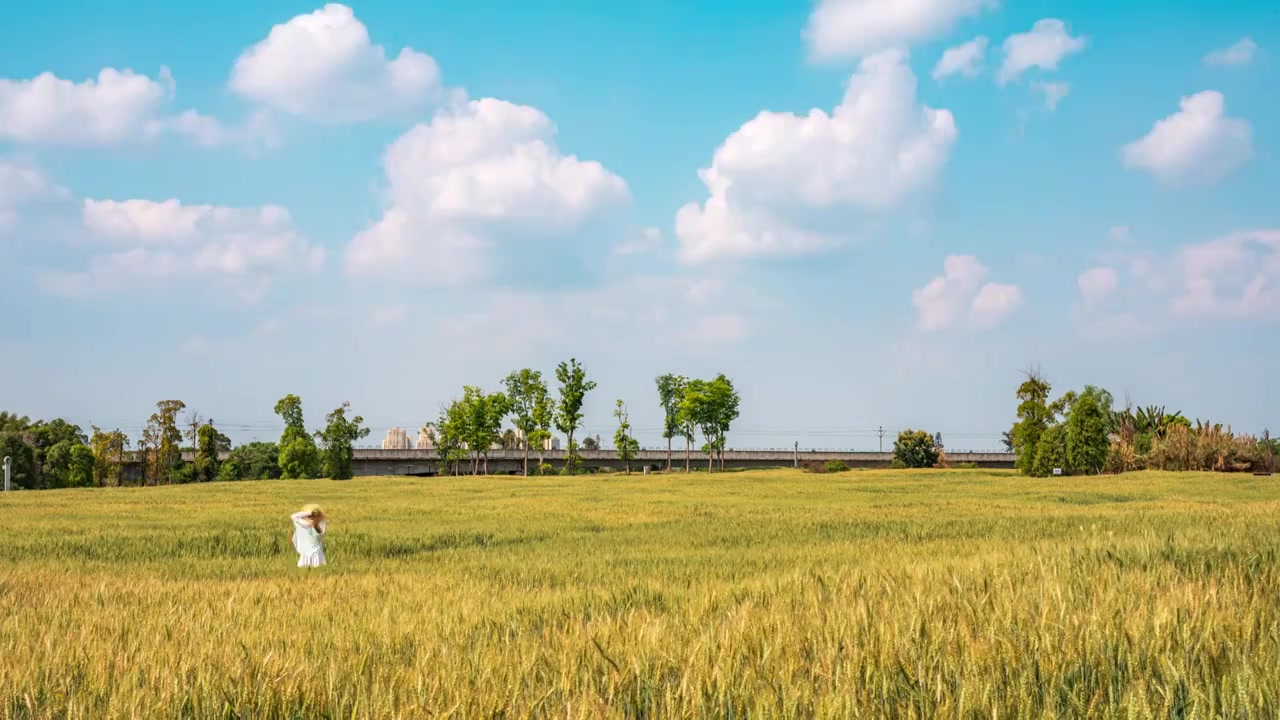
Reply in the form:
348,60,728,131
1078,266,1119,305
345,98,629,282
1032,81,1070,110
0,66,268,149
675,50,957,264
0,158,70,232
1170,230,1280,318
998,19,1086,85
912,254,1021,331
1203,37,1258,67
1120,91,1252,186
229,3,448,122
932,37,988,80
804,0,998,62
40,198,323,298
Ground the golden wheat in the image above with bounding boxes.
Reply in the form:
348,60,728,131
2,469,1278,718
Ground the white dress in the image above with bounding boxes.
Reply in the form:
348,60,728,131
291,511,327,567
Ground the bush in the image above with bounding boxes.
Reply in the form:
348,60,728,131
537,463,554,476
824,459,849,473
893,429,939,469
955,462,978,469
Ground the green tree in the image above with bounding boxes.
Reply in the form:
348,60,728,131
315,401,370,480
504,368,550,476
44,440,94,488
554,358,597,475
460,387,510,475
1031,423,1068,477
0,412,31,433
1065,385,1114,475
893,429,939,469
218,441,280,481
435,402,468,476
678,379,718,473
1010,369,1053,475
194,423,221,482
655,374,687,471
89,426,129,487
274,394,319,479
142,401,185,484
529,389,555,471
613,399,640,474
0,432,36,489
706,374,741,471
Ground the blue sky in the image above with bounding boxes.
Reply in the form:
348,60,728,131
1,0,1276,451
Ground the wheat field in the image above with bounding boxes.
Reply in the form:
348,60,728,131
1,469,1278,718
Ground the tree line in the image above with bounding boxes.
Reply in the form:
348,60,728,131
0,359,742,488
1008,369,1278,476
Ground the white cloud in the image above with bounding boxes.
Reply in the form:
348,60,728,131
912,254,1021,331
998,19,1086,85
675,50,957,264
1203,37,1258,67
1078,266,1119,304
40,198,323,298
613,226,663,256
229,3,448,122
0,67,173,145
346,98,629,282
1032,81,1070,110
1120,91,1252,186
1170,230,1280,318
0,158,70,232
0,66,268,149
933,37,988,80
804,0,998,62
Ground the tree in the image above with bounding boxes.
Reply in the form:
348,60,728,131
582,435,601,451
504,368,550,476
1065,385,1114,475
934,432,945,450
194,422,221,482
678,379,718,473
613,400,640,474
1001,430,1014,453
141,401,185,484
0,412,31,433
275,394,319,479
655,374,687,471
0,433,36,489
1009,369,1052,475
706,374,741,471
460,387,510,474
435,402,468,476
184,410,203,449
218,441,280,481
89,426,130,487
43,440,94,488
500,428,519,450
1031,423,1068,477
893,429,939,469
315,402,370,480
554,358,597,475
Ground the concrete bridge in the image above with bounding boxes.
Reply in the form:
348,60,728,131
169,447,1016,476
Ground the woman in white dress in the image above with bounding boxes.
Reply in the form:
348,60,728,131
291,504,327,568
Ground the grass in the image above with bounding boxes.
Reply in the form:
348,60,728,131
1,468,1278,718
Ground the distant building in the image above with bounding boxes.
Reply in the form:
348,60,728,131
381,427,412,450
417,427,435,449
512,428,560,450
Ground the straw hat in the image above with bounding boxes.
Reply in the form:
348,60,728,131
300,503,323,514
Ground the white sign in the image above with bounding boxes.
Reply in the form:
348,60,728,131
1052,467,1062,476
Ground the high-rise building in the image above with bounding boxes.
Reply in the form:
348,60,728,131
381,427,412,449
417,427,436,449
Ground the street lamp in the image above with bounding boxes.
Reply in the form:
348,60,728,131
3,456,11,492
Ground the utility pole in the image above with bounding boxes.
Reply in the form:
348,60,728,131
3,456,11,492
877,426,885,453
793,441,798,468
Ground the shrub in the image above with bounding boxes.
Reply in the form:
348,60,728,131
824,459,849,473
955,462,978,470
537,463,554,476
893,430,939,469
